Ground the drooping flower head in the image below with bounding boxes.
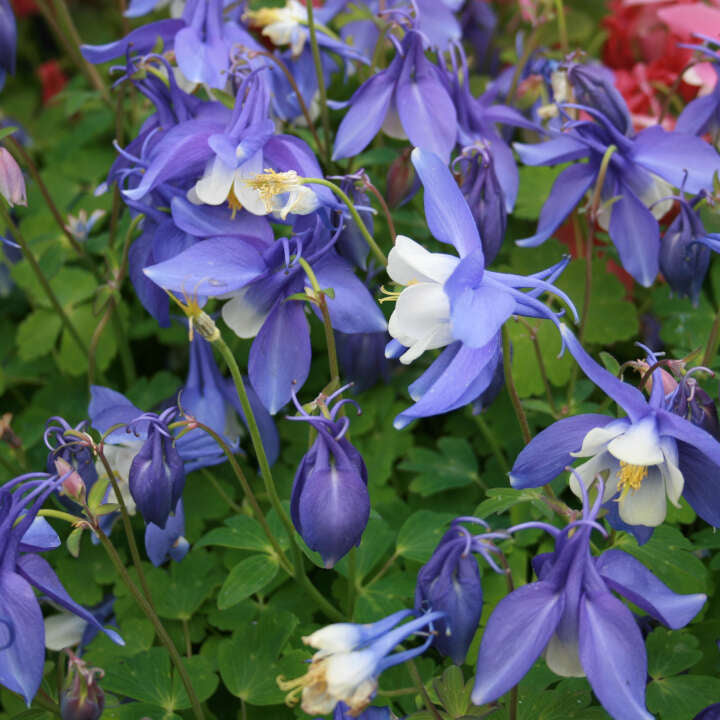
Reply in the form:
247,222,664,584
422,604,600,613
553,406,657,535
0,473,123,704
288,385,369,568
280,608,444,716
415,517,508,664
511,326,720,529
472,474,706,720
384,148,577,428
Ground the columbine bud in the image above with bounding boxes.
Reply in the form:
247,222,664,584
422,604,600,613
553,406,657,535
128,412,185,528
567,63,631,135
659,200,714,305
668,372,720,440
456,147,506,265
386,150,415,209
415,527,484,665
54,457,86,503
60,652,105,720
288,387,369,568
0,147,26,207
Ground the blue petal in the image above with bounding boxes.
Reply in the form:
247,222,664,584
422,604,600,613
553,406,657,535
510,414,618,488
471,582,564,705
80,20,184,64
516,162,596,247
608,183,659,287
676,91,719,136
450,283,515,349
0,571,44,705
561,326,650,422
632,125,720,194
143,237,266,296
596,549,706,628
313,257,387,334
17,555,123,646
249,301,311,413
332,64,399,160
19,517,60,553
411,148,481,258
88,385,144,443
675,439,720,527
513,135,590,166
578,591,653,720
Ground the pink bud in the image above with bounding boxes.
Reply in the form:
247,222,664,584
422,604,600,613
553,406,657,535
386,150,415,209
0,148,26,207
54,457,85,501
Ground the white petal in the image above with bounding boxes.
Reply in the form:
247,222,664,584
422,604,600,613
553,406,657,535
221,290,271,339
387,235,459,285
234,152,269,216
397,324,454,365
660,439,685,508
382,96,407,140
571,420,628,458
607,416,664,466
618,468,667,526
194,155,235,206
570,452,618,503
325,651,377,700
44,613,87,651
545,633,585,678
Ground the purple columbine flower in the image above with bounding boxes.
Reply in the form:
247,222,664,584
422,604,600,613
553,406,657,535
0,0,16,89
143,216,387,413
280,608,444,715
333,29,457,162
144,499,190,567
511,326,720,528
128,408,185,528
415,518,508,665
472,477,706,720
44,417,99,502
319,702,390,720
288,386,369,568
514,101,720,286
0,473,123,704
659,196,720,304
667,368,720,441
384,148,576,429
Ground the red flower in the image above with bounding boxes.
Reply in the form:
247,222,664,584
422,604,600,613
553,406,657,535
36,60,67,104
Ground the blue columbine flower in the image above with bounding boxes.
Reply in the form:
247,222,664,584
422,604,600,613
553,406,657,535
514,99,720,286
145,499,190,567
471,477,706,720
144,216,387,413
280,608,444,715
415,518,508,665
319,702,390,720
511,326,720,528
333,29,457,162
659,196,720,305
384,148,576,429
287,386,369,568
0,0,16,90
0,473,123,704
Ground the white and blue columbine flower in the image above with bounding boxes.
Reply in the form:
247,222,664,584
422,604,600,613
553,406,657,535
511,326,720,528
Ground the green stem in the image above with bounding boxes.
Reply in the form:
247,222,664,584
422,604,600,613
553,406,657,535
502,325,532,445
553,0,568,51
0,201,87,353
515,317,558,416
305,0,332,163
302,177,387,265
93,525,206,720
38,508,80,524
408,659,443,720
210,338,344,621
704,306,720,367
190,420,293,575
95,448,155,606
364,177,397,243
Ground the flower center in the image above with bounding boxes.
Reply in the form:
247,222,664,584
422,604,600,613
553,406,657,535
277,660,328,708
616,461,648,501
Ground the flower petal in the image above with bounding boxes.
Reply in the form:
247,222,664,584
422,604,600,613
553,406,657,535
607,415,664,466
596,549,706,629
471,582,564,706
387,235,459,285
618,468,667,527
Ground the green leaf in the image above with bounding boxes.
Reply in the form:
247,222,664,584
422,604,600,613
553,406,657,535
335,515,394,581
647,675,720,719
217,554,279,609
613,525,708,594
16,309,62,360
396,510,456,563
103,649,218,711
432,666,470,718
647,628,703,679
354,573,416,623
515,165,567,221
0,126,19,142
196,514,274,554
56,304,117,376
102,704,181,720
49,267,96,308
475,488,553,520
217,609,299,704
400,437,479,497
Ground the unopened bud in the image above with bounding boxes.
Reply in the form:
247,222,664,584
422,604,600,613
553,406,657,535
60,651,105,720
0,147,26,207
54,457,86,503
386,150,415,209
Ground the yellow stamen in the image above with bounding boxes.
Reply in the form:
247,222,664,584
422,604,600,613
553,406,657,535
245,168,300,213
277,661,328,708
616,461,648,502
243,7,284,28
378,285,402,304
227,186,243,218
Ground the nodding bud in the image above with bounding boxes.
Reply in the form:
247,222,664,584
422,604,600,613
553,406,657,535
0,147,26,207
669,376,720,441
567,63,632,135
386,150,415,209
60,651,105,720
54,457,86,503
